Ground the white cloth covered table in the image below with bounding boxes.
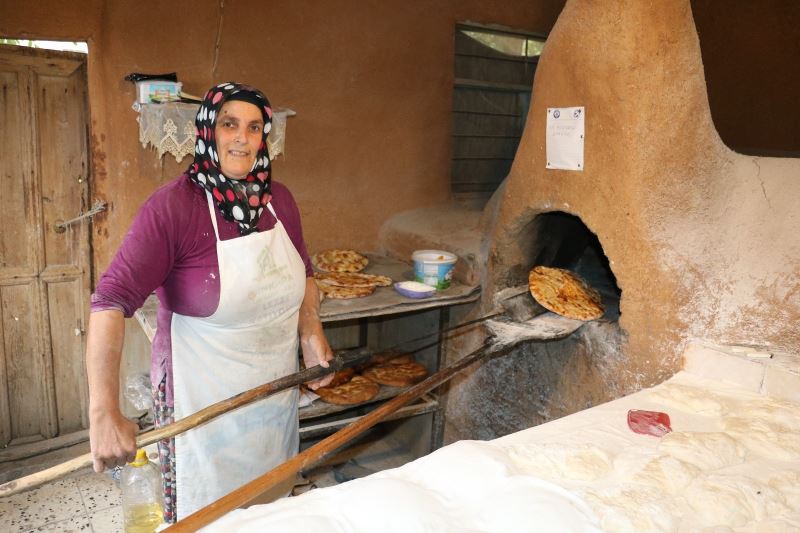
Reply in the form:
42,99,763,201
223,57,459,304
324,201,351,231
203,344,800,532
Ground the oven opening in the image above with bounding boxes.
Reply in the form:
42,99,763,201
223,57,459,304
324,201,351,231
518,211,621,320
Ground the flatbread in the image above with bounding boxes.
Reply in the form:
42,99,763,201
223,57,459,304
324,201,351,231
370,351,416,366
315,375,380,405
312,249,369,273
362,361,428,387
527,266,604,321
315,280,376,299
356,351,416,372
314,271,392,288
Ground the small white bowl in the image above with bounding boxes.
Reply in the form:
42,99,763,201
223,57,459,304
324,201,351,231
394,281,436,299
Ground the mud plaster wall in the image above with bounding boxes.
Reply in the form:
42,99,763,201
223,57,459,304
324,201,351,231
0,0,564,279
692,0,800,155
449,0,800,442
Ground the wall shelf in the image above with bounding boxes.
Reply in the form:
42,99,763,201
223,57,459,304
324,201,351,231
319,253,479,322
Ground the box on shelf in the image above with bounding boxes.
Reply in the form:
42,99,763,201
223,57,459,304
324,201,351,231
135,80,182,104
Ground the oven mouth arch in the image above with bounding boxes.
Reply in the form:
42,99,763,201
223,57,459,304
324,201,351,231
505,210,621,320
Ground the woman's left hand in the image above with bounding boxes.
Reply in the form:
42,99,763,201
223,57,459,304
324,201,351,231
299,278,334,390
300,324,334,390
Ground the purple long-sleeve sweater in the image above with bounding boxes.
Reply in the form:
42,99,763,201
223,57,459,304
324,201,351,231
91,175,313,405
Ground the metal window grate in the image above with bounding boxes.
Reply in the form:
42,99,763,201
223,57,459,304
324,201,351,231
451,23,545,200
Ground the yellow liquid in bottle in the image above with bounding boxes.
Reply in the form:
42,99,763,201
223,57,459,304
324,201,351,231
124,502,164,533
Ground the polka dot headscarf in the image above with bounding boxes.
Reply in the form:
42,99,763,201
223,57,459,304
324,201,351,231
187,82,273,235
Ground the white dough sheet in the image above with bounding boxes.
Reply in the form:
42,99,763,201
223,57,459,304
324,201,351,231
205,371,800,533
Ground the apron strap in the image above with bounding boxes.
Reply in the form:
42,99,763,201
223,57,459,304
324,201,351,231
205,191,221,241
266,202,278,221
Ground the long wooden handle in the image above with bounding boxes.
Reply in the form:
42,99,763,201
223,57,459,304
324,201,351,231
0,348,372,498
166,340,500,533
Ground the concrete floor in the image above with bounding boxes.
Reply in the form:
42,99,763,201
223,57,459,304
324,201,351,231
0,467,123,533
0,431,414,532
0,404,431,532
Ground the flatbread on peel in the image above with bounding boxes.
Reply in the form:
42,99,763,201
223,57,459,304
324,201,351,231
527,266,604,321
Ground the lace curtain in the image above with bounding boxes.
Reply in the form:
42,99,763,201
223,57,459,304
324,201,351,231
137,102,295,162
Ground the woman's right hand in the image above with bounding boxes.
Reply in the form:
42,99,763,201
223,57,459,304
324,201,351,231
89,409,138,473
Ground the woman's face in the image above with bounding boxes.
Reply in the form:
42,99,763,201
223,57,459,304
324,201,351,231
214,100,264,180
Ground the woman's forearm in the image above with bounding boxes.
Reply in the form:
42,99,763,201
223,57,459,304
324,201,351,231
298,277,322,335
86,309,126,416
298,278,334,389
85,309,138,471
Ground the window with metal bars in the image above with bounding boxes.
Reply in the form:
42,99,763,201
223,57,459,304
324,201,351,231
452,22,545,201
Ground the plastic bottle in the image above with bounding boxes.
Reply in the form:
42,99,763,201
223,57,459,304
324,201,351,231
120,449,164,533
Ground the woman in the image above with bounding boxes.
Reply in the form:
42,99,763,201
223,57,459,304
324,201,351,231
86,82,333,522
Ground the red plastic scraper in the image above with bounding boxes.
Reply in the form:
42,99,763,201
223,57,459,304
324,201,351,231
627,409,672,437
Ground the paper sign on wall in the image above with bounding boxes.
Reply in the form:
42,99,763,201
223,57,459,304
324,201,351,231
546,107,584,171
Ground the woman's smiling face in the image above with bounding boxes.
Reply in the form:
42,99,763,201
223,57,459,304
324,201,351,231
214,100,264,179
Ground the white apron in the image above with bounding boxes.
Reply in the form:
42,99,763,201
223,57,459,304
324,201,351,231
171,192,307,519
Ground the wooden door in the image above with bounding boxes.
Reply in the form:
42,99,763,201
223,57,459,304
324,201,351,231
0,45,92,446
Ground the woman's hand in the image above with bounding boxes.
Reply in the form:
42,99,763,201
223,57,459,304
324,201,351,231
300,325,334,390
299,278,334,390
89,409,138,472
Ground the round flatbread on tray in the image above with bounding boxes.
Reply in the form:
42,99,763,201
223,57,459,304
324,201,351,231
312,249,369,273
362,361,428,388
527,266,604,321
356,351,416,372
314,271,392,288
315,280,376,299
315,375,380,406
